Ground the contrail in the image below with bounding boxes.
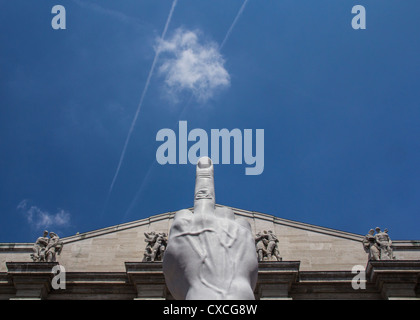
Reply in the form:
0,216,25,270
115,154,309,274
107,0,178,199
122,2,250,221
122,93,194,221
123,160,157,220
71,0,149,30
220,0,249,50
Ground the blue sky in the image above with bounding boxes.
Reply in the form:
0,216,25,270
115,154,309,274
1,0,419,243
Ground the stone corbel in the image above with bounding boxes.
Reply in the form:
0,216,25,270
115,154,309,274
6,262,58,300
125,262,167,300
366,260,420,300
255,261,300,300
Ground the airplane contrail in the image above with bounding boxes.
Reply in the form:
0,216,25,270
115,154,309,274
122,1,250,221
220,0,249,50
107,0,178,199
122,93,194,220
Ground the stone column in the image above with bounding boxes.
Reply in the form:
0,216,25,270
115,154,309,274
367,260,420,300
255,261,300,300
6,262,58,300
125,262,167,300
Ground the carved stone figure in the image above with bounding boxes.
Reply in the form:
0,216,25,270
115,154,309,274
31,230,49,262
382,228,394,259
363,227,394,260
374,227,394,260
255,230,282,261
143,231,167,262
255,232,268,261
45,232,63,262
363,229,380,260
31,231,63,262
266,230,282,261
143,231,156,261
163,157,258,300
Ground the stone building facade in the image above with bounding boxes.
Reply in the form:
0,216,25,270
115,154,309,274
1,205,419,300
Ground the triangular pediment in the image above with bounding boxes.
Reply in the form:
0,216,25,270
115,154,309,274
1,205,418,273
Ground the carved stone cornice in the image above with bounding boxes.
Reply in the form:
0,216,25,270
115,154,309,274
255,261,300,299
6,262,58,299
366,260,420,299
125,262,167,299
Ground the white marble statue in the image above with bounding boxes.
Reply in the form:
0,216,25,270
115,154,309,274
31,231,63,262
363,227,394,260
143,231,167,262
163,157,258,300
255,230,282,261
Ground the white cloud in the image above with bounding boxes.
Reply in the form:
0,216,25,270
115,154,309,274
17,200,71,230
156,28,230,103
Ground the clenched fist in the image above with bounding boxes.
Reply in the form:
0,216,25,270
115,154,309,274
163,157,258,300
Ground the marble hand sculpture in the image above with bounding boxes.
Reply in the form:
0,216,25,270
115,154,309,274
163,157,258,300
